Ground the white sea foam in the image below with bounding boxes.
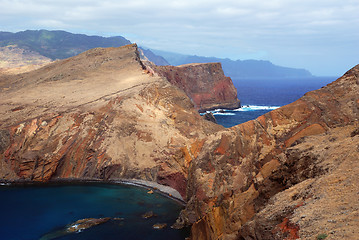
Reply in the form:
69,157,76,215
200,105,280,116
212,112,236,116
232,105,280,111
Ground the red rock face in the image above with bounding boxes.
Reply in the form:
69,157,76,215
152,63,240,112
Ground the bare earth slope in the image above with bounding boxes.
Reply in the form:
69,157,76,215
0,44,222,199
0,45,52,74
178,65,359,239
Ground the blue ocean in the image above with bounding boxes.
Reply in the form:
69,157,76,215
212,77,337,127
0,183,189,240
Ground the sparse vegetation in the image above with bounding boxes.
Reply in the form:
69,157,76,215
317,233,328,240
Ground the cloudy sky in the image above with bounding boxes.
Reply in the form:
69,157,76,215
1,0,358,76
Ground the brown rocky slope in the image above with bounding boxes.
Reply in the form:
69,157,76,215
0,45,52,74
178,65,359,239
0,44,223,199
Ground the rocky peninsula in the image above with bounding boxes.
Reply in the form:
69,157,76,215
0,44,225,200
0,44,358,239
151,63,241,112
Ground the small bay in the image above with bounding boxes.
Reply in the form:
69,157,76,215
0,183,189,240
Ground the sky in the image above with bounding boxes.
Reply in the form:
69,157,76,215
0,0,358,76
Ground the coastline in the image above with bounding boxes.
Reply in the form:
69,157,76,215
115,179,185,204
0,178,185,205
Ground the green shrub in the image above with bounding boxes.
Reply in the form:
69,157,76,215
317,233,328,240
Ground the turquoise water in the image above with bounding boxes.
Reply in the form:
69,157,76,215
0,183,189,240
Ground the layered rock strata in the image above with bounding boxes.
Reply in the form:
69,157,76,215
177,65,359,239
1,43,358,240
0,44,223,200
152,63,241,112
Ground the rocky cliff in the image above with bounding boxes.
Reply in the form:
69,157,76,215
177,65,359,239
152,63,241,112
1,43,358,240
0,44,223,199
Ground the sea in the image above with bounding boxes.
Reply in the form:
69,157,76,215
0,183,189,240
0,77,338,240
211,77,338,127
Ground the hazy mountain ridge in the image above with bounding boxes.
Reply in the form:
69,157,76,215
138,47,169,66
151,49,313,79
0,30,169,69
0,30,131,60
1,30,313,79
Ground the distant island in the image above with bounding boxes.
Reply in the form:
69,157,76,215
150,48,313,79
0,30,312,79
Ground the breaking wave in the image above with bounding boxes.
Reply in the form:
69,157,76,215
233,105,280,111
212,112,236,116
202,105,280,115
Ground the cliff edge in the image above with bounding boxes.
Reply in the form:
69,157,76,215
152,63,241,112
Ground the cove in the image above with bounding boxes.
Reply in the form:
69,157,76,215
0,182,189,240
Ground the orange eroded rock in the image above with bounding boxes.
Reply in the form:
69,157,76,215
285,123,326,147
180,65,359,239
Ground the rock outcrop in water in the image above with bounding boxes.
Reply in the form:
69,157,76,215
40,217,112,240
66,218,111,233
1,43,358,239
152,63,241,112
